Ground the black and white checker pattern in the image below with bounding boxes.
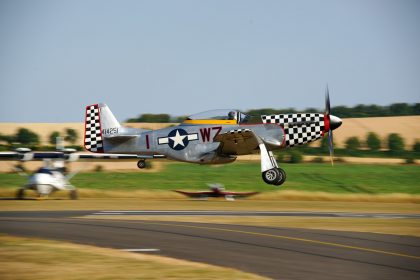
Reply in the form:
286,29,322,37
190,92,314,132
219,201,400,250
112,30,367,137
262,113,323,125
262,113,325,147
84,104,104,153
227,128,251,134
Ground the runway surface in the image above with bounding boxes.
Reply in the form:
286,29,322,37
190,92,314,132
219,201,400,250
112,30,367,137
1,211,419,280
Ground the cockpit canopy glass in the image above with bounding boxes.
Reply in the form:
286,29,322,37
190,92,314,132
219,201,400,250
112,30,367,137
186,109,250,123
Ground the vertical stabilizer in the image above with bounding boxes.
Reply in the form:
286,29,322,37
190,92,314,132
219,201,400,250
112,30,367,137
84,103,121,153
84,103,123,153
84,104,104,153
98,103,121,130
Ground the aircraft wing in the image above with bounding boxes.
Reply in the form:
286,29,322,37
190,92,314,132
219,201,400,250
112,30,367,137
0,152,20,160
213,129,260,155
173,190,213,198
0,151,165,161
223,191,260,198
0,152,66,161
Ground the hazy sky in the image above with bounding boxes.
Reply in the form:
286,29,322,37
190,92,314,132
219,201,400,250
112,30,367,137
0,0,419,122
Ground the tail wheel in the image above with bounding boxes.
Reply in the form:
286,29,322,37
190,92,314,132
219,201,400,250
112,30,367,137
273,168,286,186
69,190,78,200
16,188,25,200
137,160,147,169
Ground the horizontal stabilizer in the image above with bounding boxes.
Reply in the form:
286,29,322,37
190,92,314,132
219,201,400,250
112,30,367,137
103,134,138,141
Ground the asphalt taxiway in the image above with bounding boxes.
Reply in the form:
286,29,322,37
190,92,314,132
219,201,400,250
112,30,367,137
1,211,419,279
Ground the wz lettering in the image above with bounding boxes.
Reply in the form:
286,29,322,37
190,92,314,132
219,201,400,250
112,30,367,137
200,126,222,142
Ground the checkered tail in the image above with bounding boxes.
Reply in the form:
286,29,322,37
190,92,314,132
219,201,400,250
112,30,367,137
84,104,104,153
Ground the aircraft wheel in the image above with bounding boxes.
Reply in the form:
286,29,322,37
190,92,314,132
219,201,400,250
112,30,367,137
273,168,287,186
16,188,25,200
137,160,146,169
69,190,78,200
262,168,281,185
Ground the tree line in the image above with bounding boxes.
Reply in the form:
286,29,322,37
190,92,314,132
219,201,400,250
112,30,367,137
0,128,79,149
126,102,420,123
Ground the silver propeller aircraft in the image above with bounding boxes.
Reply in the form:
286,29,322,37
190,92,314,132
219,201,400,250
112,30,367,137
84,89,342,186
0,144,144,199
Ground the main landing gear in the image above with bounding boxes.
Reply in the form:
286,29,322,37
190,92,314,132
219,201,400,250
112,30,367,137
259,143,286,186
262,167,286,186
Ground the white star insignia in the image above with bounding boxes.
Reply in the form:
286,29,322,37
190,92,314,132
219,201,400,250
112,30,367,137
170,130,186,148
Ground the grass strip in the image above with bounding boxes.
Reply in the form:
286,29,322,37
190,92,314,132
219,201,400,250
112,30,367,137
0,234,266,280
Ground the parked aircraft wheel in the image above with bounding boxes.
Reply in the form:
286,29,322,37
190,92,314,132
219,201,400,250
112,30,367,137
16,188,25,200
262,168,281,185
69,190,78,200
137,160,146,169
273,168,287,186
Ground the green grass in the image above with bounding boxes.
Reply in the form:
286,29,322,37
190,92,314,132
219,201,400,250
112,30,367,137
0,235,265,280
0,162,419,194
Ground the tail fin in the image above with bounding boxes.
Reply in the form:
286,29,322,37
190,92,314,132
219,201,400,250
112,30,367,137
84,103,121,153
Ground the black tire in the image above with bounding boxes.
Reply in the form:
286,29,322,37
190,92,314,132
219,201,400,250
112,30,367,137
273,168,287,186
262,168,281,185
16,188,25,200
137,160,146,169
69,190,78,200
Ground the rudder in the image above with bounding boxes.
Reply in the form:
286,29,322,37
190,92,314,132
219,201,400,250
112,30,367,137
84,104,104,153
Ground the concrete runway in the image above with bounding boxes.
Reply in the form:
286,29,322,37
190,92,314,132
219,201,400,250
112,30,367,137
1,211,419,280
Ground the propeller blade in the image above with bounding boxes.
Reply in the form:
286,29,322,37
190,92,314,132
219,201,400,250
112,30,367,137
325,85,331,116
328,129,334,166
325,85,334,165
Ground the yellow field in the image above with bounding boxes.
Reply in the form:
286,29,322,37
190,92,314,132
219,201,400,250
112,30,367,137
332,116,420,148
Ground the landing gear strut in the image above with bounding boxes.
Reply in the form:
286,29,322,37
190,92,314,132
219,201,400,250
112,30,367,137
259,142,286,186
137,159,147,169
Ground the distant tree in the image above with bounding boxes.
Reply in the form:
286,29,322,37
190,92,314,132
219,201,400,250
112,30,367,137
389,103,411,116
244,108,299,116
353,104,369,117
172,116,188,123
412,141,420,152
413,103,420,115
366,132,381,151
125,102,420,122
127,114,171,123
345,136,361,150
387,133,405,152
288,150,303,163
331,106,352,118
64,128,78,144
49,131,61,145
15,128,39,146
0,133,15,145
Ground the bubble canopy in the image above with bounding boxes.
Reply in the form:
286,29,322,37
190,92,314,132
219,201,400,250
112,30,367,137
184,109,253,124
187,109,238,120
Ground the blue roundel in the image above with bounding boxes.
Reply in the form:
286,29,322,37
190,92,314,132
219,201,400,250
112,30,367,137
168,129,189,150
